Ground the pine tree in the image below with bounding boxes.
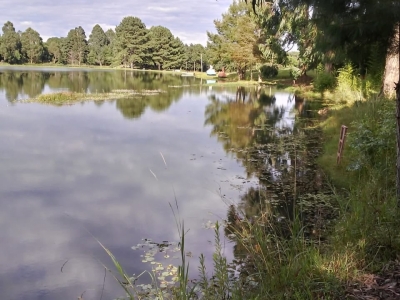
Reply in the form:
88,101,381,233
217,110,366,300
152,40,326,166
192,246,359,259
88,24,108,66
148,26,174,70
114,16,149,68
165,37,186,70
65,26,88,65
103,28,115,65
20,27,43,64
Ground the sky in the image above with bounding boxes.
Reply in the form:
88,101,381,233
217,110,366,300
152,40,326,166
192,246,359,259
0,0,233,45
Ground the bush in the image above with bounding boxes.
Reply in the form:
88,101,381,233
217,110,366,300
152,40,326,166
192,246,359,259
314,72,336,92
260,64,278,80
290,67,301,80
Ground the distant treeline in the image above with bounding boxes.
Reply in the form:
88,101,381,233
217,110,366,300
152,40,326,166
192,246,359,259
0,17,208,71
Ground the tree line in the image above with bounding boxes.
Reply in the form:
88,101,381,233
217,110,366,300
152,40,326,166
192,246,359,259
0,17,207,71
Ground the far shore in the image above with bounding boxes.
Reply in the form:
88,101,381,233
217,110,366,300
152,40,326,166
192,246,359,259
0,63,312,90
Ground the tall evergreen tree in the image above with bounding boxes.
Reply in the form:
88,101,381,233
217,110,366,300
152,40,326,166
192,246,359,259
0,21,22,64
148,26,174,70
166,37,186,70
65,26,88,65
114,16,149,68
20,27,43,64
147,26,186,70
88,24,108,66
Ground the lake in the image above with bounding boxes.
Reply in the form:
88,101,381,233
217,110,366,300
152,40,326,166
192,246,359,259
0,67,323,299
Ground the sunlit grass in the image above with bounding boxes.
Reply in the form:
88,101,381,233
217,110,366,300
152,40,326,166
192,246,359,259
17,90,165,106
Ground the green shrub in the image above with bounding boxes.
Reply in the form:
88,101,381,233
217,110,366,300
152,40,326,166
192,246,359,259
314,72,336,92
260,64,278,80
290,67,301,80
348,100,396,171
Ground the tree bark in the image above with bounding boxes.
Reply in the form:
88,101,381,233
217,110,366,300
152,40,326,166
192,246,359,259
395,23,400,206
383,23,400,98
396,81,400,206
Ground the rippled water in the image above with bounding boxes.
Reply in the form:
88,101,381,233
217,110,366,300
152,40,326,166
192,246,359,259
0,67,322,299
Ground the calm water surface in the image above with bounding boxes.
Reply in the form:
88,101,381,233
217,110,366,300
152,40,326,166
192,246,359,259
0,67,319,299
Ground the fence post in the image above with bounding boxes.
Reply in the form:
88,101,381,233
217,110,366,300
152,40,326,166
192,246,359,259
337,125,348,165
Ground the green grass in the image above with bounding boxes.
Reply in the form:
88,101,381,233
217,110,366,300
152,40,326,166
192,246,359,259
17,90,164,105
317,97,400,271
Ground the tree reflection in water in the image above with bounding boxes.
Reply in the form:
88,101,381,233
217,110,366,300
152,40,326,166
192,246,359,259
205,86,331,264
0,69,199,121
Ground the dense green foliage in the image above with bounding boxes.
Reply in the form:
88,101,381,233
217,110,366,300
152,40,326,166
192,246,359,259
0,19,207,70
0,21,22,64
20,27,44,64
65,26,88,65
247,0,400,88
259,64,278,79
87,24,109,66
207,1,264,79
114,16,149,68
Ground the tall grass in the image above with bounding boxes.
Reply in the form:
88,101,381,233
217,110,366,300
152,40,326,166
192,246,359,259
318,97,400,278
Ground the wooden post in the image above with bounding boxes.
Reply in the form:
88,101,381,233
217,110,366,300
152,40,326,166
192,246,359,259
337,125,348,164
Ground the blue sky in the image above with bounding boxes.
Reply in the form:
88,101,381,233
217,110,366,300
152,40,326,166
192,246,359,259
0,0,232,45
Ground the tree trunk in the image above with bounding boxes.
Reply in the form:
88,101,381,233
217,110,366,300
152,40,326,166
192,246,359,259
385,23,400,205
395,23,400,206
324,63,332,73
396,81,400,206
383,24,400,98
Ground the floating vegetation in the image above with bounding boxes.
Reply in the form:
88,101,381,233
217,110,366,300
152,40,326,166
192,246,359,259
17,89,165,106
168,85,190,88
129,239,182,298
112,89,165,95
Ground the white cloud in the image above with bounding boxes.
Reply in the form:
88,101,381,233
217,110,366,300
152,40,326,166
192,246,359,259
20,21,33,26
147,6,179,12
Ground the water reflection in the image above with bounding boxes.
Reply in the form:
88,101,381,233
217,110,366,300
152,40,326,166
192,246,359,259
0,67,197,103
0,72,261,300
0,68,326,299
204,86,327,261
0,68,203,124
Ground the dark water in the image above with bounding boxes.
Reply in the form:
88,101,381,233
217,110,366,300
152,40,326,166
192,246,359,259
0,67,323,299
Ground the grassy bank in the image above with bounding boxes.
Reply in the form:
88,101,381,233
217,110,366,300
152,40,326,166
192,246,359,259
317,97,399,297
